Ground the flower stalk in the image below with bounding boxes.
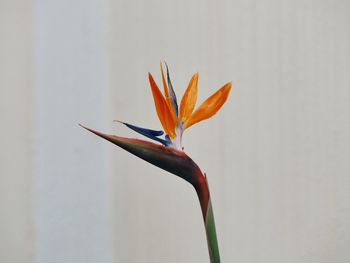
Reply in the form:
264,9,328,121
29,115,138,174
194,171,220,263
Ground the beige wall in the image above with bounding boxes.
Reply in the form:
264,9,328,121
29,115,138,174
0,0,349,262
0,1,35,262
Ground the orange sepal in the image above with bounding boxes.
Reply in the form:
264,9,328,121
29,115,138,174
148,73,177,138
160,63,170,100
179,73,199,122
184,82,232,129
160,63,177,119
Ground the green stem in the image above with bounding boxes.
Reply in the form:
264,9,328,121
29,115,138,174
195,175,221,263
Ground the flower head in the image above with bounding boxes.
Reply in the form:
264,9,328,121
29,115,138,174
121,63,232,149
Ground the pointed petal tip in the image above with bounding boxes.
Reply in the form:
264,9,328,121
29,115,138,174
192,72,199,81
113,119,124,124
148,72,154,79
164,61,169,70
79,123,105,138
79,123,89,131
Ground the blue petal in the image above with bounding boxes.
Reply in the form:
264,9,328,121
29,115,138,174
121,121,164,136
117,121,171,146
165,62,179,116
165,135,172,144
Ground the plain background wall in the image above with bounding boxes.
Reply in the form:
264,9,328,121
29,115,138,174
0,1,35,262
0,0,349,262
35,0,111,263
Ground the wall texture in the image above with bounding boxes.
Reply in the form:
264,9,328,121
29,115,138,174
34,0,111,263
0,0,349,262
0,1,35,262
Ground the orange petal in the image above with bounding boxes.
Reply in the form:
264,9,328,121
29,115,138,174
160,62,170,101
160,63,177,119
148,73,177,138
179,73,198,122
184,82,232,129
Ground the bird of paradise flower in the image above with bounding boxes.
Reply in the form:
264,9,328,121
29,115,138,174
81,63,231,263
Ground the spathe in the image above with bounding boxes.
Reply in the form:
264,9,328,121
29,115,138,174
80,124,203,187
